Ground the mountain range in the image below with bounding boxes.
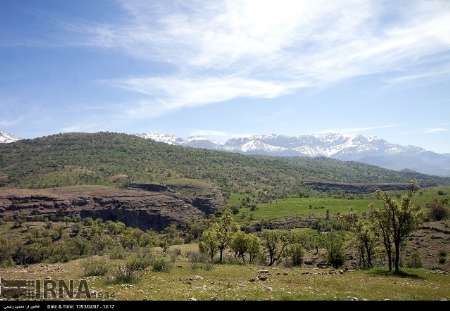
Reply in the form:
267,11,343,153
1,132,448,193
136,132,450,177
2,130,449,177
0,131,18,144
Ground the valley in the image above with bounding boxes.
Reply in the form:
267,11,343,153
0,133,449,301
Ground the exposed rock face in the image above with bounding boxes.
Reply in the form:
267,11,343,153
304,181,416,193
242,217,319,233
0,185,222,231
128,183,174,193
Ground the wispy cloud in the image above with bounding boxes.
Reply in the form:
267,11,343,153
78,0,450,116
425,128,449,134
107,75,301,117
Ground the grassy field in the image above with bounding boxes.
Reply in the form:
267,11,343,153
1,252,449,301
231,186,450,221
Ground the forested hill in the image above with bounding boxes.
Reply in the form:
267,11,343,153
0,132,448,195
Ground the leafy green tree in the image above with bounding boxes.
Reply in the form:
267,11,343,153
372,182,422,273
247,234,261,264
215,209,238,263
199,226,219,262
353,219,376,268
261,230,290,266
287,243,304,267
369,203,393,271
230,231,250,263
324,232,345,268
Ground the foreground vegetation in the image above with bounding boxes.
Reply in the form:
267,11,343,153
1,247,449,301
0,181,449,300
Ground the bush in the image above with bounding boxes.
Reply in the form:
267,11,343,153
152,257,173,272
427,200,448,221
438,250,447,264
324,232,345,268
188,251,210,270
288,243,304,267
109,264,141,284
109,246,127,260
0,238,19,267
126,253,153,271
168,248,181,263
82,258,110,276
406,252,423,268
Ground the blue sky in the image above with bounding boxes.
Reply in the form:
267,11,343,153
1,0,450,153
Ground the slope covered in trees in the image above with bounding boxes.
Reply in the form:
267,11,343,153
0,132,449,195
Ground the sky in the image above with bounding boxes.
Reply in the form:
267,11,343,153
1,0,450,153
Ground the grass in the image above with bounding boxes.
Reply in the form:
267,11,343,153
237,196,381,221
233,186,450,222
1,256,448,301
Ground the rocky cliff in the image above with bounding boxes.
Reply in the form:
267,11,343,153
0,185,222,231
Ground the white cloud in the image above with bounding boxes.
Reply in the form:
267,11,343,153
80,0,450,116
108,76,301,116
425,128,449,134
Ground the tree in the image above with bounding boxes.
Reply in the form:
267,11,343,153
369,203,393,271
324,232,345,268
247,234,261,264
261,230,290,266
287,243,304,267
353,219,376,268
371,182,422,273
215,209,238,263
199,226,219,262
230,231,250,263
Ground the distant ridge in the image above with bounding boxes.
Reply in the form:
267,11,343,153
0,131,19,144
137,132,450,177
1,132,449,193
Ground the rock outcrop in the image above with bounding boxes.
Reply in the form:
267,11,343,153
304,181,416,193
0,185,222,231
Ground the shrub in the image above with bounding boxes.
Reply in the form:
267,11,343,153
188,251,207,263
324,232,345,268
427,200,449,221
109,246,127,260
0,238,19,267
152,257,173,272
82,258,110,276
288,243,304,267
203,261,215,271
126,253,153,271
188,251,210,270
438,250,447,264
406,251,423,268
231,205,240,215
109,264,141,284
168,248,181,263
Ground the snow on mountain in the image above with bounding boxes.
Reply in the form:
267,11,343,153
0,131,19,143
137,132,450,176
136,133,183,145
182,136,222,150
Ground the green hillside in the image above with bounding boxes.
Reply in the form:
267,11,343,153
0,132,449,195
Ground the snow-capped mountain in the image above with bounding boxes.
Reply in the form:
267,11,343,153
136,133,183,145
138,132,450,177
0,131,19,144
